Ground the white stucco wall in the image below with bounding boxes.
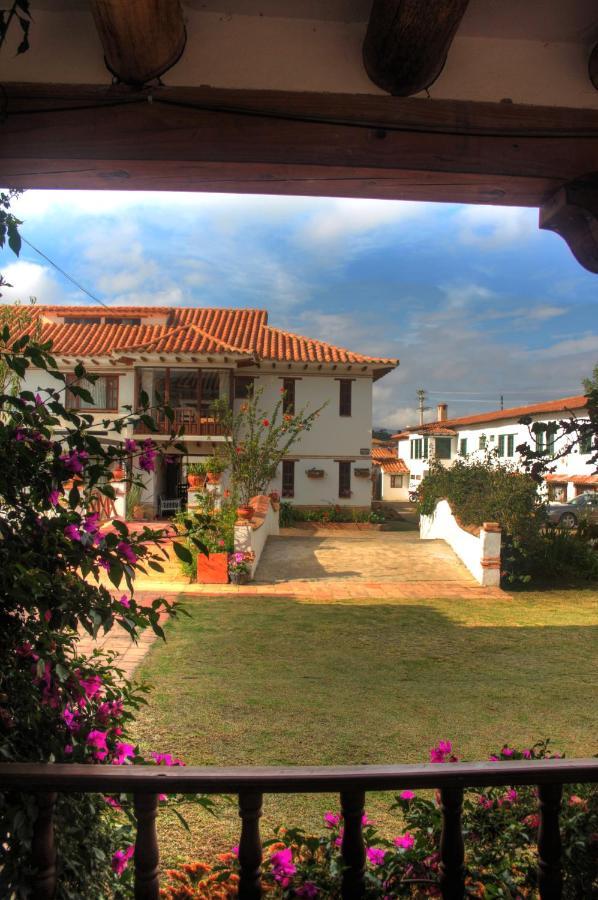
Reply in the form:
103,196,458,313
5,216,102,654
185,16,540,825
420,500,502,588
380,472,409,502
1,7,596,109
234,497,279,579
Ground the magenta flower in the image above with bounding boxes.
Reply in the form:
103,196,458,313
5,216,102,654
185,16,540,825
34,393,43,406
478,795,494,810
430,740,455,763
400,790,415,801
270,847,296,885
117,541,137,565
501,746,514,757
367,847,386,866
139,439,157,473
83,512,100,534
62,706,78,730
113,742,136,766
501,789,518,805
324,811,340,829
64,744,73,755
394,832,415,851
60,449,87,474
64,524,81,542
48,489,61,506
79,674,103,699
43,610,52,623
104,796,123,811
86,729,109,761
522,749,532,759
151,751,184,767
119,594,131,608
111,845,134,876
362,813,373,826
296,884,319,897
15,427,26,441
97,558,111,571
124,438,138,452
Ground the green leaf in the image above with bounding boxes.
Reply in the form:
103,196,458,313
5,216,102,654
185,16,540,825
171,541,192,564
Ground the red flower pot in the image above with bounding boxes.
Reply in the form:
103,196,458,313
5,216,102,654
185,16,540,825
197,551,229,584
237,505,254,521
206,471,222,484
187,474,205,490
112,467,125,481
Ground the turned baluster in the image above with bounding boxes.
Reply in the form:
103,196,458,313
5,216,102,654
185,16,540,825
238,790,263,899
439,786,465,900
538,783,563,899
340,789,366,899
31,791,57,900
134,794,160,900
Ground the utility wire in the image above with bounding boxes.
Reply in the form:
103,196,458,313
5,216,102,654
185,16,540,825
20,236,112,309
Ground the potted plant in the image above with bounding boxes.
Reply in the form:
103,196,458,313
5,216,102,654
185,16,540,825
306,467,325,479
205,455,227,484
126,482,144,521
197,529,230,584
187,461,208,490
228,551,251,584
112,465,126,481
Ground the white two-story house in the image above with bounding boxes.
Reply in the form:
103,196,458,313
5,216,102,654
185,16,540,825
397,397,595,501
18,305,397,517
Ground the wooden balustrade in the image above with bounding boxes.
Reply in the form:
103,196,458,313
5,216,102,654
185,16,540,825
1,758,597,899
133,408,224,436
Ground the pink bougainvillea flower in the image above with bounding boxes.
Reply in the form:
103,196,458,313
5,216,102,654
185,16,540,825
151,751,184,767
64,744,73,755
501,746,514,757
34,393,43,406
231,845,239,857
111,845,134,876
367,847,386,866
296,884,319,897
362,814,373,826
86,729,109,761
48,489,61,506
15,642,34,657
158,793,168,803
79,674,103,699
60,449,87,474
568,794,587,808
62,706,78,730
270,847,296,885
502,789,518,804
324,811,340,828
523,813,540,829
97,558,111,571
139,439,157,473
83,512,100,534
64,524,81,542
400,790,415,801
113,742,136,765
394,832,415,851
104,795,123,811
334,828,344,847
15,427,26,441
119,594,131,608
43,610,52,623
478,795,494,810
522,749,532,759
489,754,499,761
124,438,138,452
117,541,137,565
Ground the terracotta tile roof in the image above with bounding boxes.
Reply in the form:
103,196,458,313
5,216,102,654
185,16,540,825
17,306,398,369
371,447,409,475
421,427,458,436
371,447,396,461
409,395,588,433
546,474,598,485
380,458,410,475
391,431,411,441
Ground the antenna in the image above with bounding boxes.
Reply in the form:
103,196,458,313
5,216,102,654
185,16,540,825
500,394,504,410
417,388,429,426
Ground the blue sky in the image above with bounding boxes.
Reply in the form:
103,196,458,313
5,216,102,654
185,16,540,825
1,190,596,428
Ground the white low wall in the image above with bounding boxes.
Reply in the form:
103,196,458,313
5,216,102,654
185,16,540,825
234,495,280,579
420,500,502,587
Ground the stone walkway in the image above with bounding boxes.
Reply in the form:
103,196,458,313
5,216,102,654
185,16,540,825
80,531,509,674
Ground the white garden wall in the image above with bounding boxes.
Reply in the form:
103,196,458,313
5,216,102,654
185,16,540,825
234,495,280,579
420,500,502,587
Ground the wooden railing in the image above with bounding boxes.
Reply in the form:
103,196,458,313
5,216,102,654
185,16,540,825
1,758,597,900
133,408,225,436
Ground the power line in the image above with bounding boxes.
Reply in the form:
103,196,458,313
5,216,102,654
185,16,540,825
20,235,112,309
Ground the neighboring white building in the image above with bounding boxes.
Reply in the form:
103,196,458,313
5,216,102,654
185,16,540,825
17,305,397,517
395,398,595,502
371,440,410,501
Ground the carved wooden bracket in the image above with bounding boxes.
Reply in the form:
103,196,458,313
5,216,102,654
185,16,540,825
363,0,470,96
539,176,598,274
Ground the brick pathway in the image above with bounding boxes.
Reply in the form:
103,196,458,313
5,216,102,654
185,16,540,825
81,531,509,672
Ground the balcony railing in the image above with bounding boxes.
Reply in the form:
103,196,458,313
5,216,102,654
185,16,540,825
1,757,597,899
133,408,225,437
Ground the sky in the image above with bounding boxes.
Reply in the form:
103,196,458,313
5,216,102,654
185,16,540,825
0,189,597,429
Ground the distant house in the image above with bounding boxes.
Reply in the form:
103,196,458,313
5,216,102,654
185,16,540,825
371,439,410,501
16,305,398,516
396,398,594,501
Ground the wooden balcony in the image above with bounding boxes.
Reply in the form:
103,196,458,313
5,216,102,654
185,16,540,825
1,757,596,900
133,407,225,437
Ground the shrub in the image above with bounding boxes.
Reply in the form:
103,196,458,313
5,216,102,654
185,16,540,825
162,739,597,899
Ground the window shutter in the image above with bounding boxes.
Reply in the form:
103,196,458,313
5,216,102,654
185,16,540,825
282,378,296,415
338,461,351,498
282,460,295,498
423,437,429,459
497,435,505,457
106,376,118,410
66,372,79,409
507,434,514,457
339,380,352,417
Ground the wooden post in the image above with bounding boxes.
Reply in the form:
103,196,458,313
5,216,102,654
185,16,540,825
439,786,465,900
133,794,160,900
238,791,263,899
90,0,186,86
363,0,470,95
340,790,366,899
538,783,563,900
31,792,57,900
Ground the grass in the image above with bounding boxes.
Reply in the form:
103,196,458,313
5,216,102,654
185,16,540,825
131,588,598,867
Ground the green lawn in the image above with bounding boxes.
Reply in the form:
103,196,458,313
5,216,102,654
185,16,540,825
131,589,598,866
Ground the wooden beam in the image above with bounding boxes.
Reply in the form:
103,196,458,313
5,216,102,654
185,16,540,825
1,83,598,210
363,0,470,96
590,43,598,92
90,0,186,87
540,175,598,274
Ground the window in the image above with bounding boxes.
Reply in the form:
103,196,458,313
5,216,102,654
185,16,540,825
459,438,468,457
497,434,505,457
282,460,295,498
507,434,515,457
390,475,403,488
435,437,452,460
69,374,118,410
411,437,429,460
339,380,352,417
234,376,255,399
580,428,592,455
105,316,141,326
534,421,557,454
282,378,296,415
338,461,351,498
64,316,101,325
479,435,486,450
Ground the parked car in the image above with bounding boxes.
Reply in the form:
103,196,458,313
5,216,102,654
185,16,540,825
546,492,598,528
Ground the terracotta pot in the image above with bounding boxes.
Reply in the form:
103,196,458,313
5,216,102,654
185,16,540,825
237,505,254,520
187,473,204,489
112,467,125,481
197,551,229,584
269,491,280,503
206,471,222,484
132,505,145,521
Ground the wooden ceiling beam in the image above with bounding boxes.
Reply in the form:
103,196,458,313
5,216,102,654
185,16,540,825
363,0,470,96
590,43,598,91
540,176,598,274
90,0,186,87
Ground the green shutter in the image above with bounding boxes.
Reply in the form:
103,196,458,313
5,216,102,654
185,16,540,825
497,435,505,457
507,434,514,457
479,435,486,450
423,437,429,459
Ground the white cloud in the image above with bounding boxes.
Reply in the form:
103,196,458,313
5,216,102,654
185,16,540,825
0,260,67,304
455,206,536,249
297,198,430,250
